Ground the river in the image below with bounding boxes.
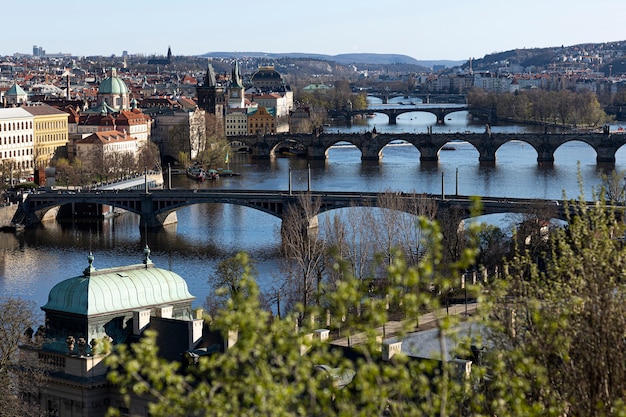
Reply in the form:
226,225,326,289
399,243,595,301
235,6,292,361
2,98,626,313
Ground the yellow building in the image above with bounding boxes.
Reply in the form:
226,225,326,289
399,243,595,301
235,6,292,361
23,103,69,168
247,106,276,135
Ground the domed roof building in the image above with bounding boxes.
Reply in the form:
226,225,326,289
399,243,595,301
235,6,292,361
96,67,130,111
4,81,28,105
42,248,194,351
31,249,209,416
251,65,286,91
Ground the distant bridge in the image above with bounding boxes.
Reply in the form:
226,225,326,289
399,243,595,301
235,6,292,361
361,92,467,105
345,106,482,125
228,131,626,164
12,189,584,229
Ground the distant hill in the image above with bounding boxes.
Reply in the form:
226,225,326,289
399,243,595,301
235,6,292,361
200,51,464,69
465,40,626,75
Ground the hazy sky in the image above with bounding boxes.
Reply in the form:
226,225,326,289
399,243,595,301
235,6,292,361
5,0,625,61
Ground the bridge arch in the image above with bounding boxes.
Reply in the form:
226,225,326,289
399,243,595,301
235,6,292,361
493,139,539,161
553,139,598,164
17,196,146,226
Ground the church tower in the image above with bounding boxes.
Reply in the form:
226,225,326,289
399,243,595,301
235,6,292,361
227,60,245,109
196,59,225,118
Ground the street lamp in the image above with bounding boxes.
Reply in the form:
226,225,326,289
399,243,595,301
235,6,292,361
288,167,292,195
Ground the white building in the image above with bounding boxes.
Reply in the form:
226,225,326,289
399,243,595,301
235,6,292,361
75,130,138,171
225,107,253,137
0,107,35,175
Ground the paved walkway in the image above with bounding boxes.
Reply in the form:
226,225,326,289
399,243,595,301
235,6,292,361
330,303,478,347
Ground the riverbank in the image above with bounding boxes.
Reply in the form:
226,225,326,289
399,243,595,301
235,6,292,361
0,204,18,228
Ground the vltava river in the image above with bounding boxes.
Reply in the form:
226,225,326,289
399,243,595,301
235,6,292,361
2,102,625,313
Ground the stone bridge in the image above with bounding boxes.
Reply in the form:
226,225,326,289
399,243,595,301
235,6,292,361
229,131,626,163
362,92,467,105
12,189,583,229
349,106,477,125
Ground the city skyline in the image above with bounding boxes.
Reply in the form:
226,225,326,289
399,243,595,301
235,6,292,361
3,0,626,61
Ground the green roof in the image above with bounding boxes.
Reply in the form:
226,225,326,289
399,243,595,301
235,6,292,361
98,68,129,95
42,256,194,316
6,82,27,96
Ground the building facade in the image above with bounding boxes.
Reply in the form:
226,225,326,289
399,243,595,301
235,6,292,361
225,107,253,136
247,106,276,135
0,107,35,175
150,107,206,162
22,102,69,167
75,130,138,172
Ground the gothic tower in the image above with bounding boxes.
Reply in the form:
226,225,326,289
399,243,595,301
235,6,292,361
196,59,225,118
227,60,245,109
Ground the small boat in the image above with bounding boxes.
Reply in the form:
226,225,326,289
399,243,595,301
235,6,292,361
366,113,376,118
186,166,206,181
441,145,456,151
206,169,220,180
217,168,241,177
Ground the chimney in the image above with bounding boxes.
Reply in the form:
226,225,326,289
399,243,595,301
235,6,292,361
189,318,203,348
382,338,402,361
155,305,173,319
133,309,151,335
313,329,329,342
193,307,204,320
224,328,238,351
300,333,314,356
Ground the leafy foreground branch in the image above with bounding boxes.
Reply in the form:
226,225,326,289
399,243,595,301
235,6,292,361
106,197,626,417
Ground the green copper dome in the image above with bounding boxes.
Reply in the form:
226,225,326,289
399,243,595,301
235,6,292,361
98,67,129,95
6,82,27,96
42,254,194,316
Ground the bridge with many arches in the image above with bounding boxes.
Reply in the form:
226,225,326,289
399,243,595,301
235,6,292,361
229,130,626,164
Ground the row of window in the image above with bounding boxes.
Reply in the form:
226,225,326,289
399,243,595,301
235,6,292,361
1,120,33,131
2,148,32,159
35,121,66,130
1,134,33,145
38,133,67,143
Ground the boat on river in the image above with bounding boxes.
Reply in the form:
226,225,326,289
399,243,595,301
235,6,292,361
217,168,241,177
186,166,206,181
206,169,220,180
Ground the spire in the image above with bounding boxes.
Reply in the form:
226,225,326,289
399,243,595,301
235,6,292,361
143,244,153,267
204,59,217,87
83,252,96,276
231,60,243,88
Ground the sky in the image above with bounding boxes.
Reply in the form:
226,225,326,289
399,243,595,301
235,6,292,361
4,0,626,61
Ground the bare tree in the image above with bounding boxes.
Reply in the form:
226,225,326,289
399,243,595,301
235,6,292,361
323,203,376,287
205,254,257,316
600,168,626,203
137,141,162,172
374,191,438,267
278,193,326,323
0,297,46,417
